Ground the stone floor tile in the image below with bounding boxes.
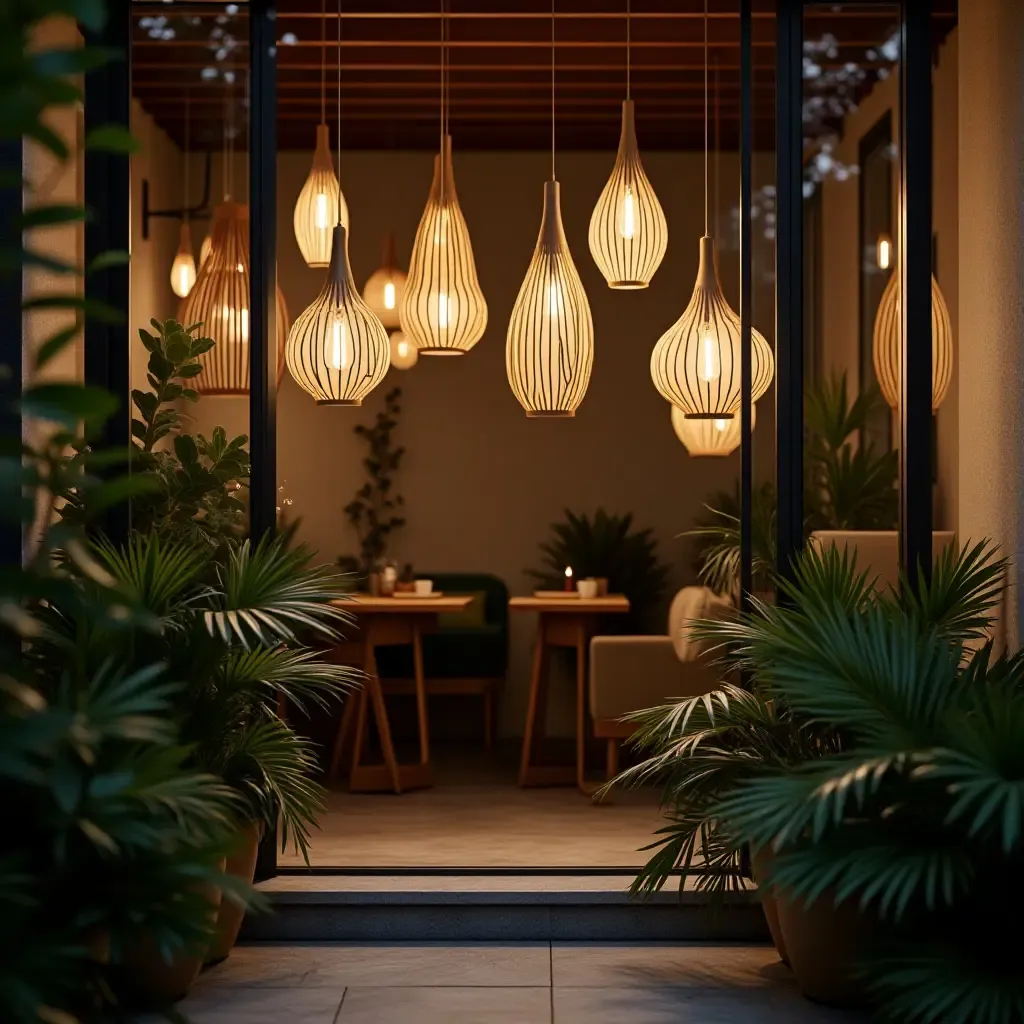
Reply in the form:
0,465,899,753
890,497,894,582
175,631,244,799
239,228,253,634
338,986,552,1023
173,984,344,1024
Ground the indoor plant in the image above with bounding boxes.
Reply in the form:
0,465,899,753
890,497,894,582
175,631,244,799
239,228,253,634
528,508,669,630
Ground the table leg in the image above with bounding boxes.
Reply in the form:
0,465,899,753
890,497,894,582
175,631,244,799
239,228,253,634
575,621,592,795
328,691,357,782
412,620,430,766
518,621,547,786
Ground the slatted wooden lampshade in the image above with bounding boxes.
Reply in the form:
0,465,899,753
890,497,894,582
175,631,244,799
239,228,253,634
588,100,667,289
672,401,755,457
506,180,594,418
293,124,349,269
400,135,487,355
872,271,954,411
362,235,407,331
178,202,290,396
650,235,774,419
285,224,390,406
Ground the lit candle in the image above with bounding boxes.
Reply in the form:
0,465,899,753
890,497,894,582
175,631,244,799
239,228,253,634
564,566,573,592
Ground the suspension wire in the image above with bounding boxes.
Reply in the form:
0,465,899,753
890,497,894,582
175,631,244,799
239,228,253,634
551,0,556,180
626,0,631,100
714,56,719,242
439,0,445,199
703,0,709,236
183,87,190,219
320,0,326,124
336,0,342,220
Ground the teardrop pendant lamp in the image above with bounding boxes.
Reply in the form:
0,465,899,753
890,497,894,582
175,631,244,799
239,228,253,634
672,402,756,457
177,201,290,396
170,221,197,299
286,0,390,407
872,269,954,411
649,0,773,419
285,225,390,405
399,2,487,355
362,234,407,331
588,0,666,289
506,0,594,418
293,0,348,268
389,330,418,370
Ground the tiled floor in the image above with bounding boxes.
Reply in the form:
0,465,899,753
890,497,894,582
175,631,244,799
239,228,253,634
173,942,864,1022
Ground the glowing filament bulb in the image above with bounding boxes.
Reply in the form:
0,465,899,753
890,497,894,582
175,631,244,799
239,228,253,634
315,192,329,231
397,337,410,359
621,188,636,239
438,292,450,329
713,419,728,432
547,280,562,318
877,234,892,270
384,282,396,310
329,315,351,371
698,324,720,383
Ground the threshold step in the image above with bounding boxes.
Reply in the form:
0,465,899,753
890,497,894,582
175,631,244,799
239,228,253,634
240,874,768,942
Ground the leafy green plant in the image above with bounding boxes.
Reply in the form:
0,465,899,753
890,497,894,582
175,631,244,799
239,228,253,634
689,374,898,595
342,387,406,576
614,541,1017,1024
528,508,670,630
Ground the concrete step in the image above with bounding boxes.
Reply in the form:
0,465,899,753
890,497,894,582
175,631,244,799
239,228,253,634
241,873,768,943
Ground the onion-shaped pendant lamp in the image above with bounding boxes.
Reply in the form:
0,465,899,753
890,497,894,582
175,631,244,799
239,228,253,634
649,0,774,419
199,232,212,269
389,330,418,370
362,234,407,331
588,1,666,289
506,1,593,418
292,0,348,268
170,221,196,299
177,202,290,397
672,402,755,457
286,225,390,405
872,270,953,411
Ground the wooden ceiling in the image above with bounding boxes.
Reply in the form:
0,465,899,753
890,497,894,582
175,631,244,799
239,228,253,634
131,1,957,153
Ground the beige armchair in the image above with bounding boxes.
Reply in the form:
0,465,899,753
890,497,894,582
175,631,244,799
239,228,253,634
589,586,733,780
809,530,956,591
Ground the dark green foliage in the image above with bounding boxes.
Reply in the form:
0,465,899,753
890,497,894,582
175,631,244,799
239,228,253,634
690,373,898,595
617,539,1023,1023
343,387,406,575
528,508,670,630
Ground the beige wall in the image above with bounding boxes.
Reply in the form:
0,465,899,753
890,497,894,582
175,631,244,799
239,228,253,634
820,29,959,530
156,146,777,736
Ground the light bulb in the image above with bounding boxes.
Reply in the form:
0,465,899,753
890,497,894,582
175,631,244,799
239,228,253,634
698,325,721,383
621,188,636,240
877,233,892,270
389,329,418,370
315,192,329,230
170,222,197,298
438,292,450,329
713,419,728,432
329,314,351,371
397,337,409,358
384,281,396,310
547,280,563,318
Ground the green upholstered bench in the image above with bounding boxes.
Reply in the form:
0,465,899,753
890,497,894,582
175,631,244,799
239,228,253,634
374,573,509,746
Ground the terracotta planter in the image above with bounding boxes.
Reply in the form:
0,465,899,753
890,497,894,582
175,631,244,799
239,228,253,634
206,821,262,965
123,870,224,1005
776,889,869,1006
750,847,788,966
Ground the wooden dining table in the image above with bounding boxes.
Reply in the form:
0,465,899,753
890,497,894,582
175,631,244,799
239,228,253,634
511,594,630,794
327,593,472,794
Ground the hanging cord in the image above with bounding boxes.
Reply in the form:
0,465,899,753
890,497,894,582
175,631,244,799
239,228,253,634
713,57,719,241
183,87,190,220
222,85,230,201
550,0,556,181
439,0,445,199
625,0,630,101
336,0,342,221
703,0,709,236
320,0,326,125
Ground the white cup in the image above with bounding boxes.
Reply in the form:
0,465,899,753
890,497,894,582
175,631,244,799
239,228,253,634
414,578,433,596
577,578,598,599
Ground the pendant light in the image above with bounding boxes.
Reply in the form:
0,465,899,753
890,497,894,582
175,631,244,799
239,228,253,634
506,0,593,418
292,0,348,268
362,234,407,330
588,0,667,289
389,330,418,370
872,268,953,411
649,0,773,419
285,0,390,406
199,232,212,269
399,0,487,355
170,90,197,299
672,402,755,457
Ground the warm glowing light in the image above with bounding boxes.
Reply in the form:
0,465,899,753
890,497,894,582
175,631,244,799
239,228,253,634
564,566,573,579
672,402,757,458
329,315,350,371
293,124,347,268
199,234,212,269
384,282,396,310
547,281,563,318
438,292,450,329
876,233,892,270
389,330,418,370
170,222,197,298
362,236,407,331
315,192,329,230
714,419,728,432
621,188,636,239
698,325,721,383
